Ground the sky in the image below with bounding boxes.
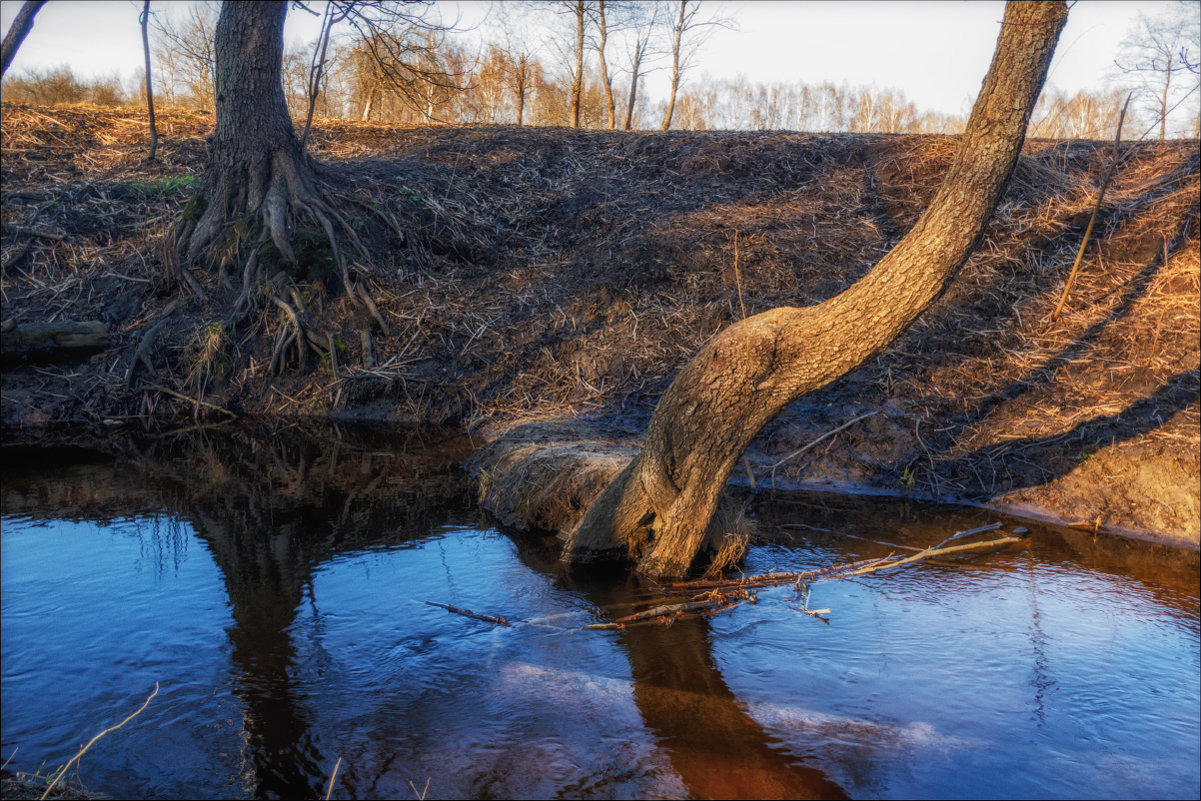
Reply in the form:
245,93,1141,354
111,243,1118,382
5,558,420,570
0,0,1190,119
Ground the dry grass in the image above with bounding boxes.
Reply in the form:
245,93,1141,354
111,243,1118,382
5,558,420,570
2,104,1197,517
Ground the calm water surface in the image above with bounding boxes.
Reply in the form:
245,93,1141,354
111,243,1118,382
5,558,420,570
2,429,1198,799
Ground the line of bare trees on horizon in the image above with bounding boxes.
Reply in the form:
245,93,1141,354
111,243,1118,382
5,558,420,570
1,0,1197,140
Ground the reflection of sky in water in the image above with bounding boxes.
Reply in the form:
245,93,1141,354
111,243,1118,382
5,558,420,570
2,510,1198,800
719,549,1201,799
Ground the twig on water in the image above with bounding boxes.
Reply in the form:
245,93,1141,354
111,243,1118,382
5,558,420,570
423,600,510,626
582,526,1023,630
40,682,159,801
325,757,342,801
838,536,1021,579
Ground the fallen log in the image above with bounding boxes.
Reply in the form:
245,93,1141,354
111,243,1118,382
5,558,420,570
1,319,108,361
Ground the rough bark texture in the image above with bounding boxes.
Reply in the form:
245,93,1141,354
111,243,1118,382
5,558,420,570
183,1,315,266
141,0,158,163
0,0,45,79
570,0,584,129
563,1,1070,578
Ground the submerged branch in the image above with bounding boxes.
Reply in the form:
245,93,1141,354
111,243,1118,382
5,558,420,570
423,600,510,626
582,527,1026,630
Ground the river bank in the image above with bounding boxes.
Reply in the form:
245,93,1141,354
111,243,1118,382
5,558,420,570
2,104,1197,549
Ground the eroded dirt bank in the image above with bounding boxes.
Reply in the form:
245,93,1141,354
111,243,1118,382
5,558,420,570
1,104,1197,547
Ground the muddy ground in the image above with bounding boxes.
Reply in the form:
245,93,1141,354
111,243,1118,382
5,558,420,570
1,104,1197,548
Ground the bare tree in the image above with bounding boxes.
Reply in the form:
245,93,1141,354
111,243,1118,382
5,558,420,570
660,0,733,131
2,65,86,104
619,1,663,130
0,0,46,80
140,1,158,161
340,4,466,124
591,0,622,128
152,1,219,109
559,0,590,127
296,1,350,148
1114,1,1201,140
563,1,1069,578
1030,87,1130,140
174,0,374,332
493,3,542,125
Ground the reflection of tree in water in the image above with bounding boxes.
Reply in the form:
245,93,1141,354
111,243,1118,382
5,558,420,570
4,427,1196,798
4,424,474,799
620,617,847,800
514,542,847,800
169,426,475,799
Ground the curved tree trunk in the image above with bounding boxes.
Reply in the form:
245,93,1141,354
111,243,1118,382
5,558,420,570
563,1,1069,578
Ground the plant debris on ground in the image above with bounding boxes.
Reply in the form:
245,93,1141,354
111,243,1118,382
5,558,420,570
1,103,1197,544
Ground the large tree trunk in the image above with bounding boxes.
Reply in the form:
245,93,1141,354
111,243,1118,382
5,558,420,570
0,0,46,79
170,1,378,374
183,1,313,266
563,1,1069,578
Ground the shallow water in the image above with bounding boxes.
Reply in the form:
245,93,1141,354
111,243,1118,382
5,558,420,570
2,430,1198,799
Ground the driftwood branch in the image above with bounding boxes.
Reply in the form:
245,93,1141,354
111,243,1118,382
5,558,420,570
583,526,1025,629
143,383,237,418
424,600,509,626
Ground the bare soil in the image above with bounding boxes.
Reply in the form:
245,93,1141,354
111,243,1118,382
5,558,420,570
1,103,1197,547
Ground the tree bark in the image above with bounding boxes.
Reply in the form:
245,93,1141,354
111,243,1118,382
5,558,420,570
623,49,641,131
0,0,46,79
660,0,685,131
563,0,1069,578
570,0,585,128
141,1,159,162
183,1,314,266
596,1,616,129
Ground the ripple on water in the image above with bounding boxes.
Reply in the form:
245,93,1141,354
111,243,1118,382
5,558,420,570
3,483,1198,801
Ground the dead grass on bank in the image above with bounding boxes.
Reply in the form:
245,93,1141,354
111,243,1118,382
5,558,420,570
1,104,1197,510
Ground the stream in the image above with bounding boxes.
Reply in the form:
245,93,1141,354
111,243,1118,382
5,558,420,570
2,426,1198,799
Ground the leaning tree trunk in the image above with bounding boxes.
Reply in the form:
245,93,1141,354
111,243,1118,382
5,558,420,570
563,1,1069,579
0,0,46,79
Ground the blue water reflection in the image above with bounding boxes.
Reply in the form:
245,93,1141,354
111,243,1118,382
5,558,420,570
2,440,1198,800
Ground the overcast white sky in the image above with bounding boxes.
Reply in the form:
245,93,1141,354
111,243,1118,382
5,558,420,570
0,0,1188,118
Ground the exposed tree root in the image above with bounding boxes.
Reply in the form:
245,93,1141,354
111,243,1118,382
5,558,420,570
174,146,400,378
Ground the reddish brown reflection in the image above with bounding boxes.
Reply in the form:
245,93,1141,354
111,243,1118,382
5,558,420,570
621,616,847,800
